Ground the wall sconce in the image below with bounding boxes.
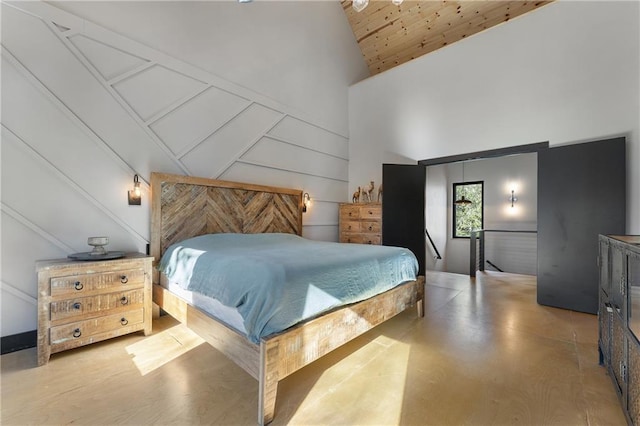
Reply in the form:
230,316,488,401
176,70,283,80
509,189,518,207
128,174,141,205
302,192,311,213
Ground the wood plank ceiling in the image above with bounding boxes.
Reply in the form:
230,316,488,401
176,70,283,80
342,1,553,75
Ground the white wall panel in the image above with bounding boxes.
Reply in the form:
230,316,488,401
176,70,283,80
302,225,339,243
1,1,360,338
1,4,183,178
222,162,348,204
150,87,251,156
46,0,369,136
2,56,150,239
113,65,206,121
1,213,66,300
302,201,339,228
181,104,283,179
2,130,146,253
242,137,348,181
1,295,37,337
268,116,348,159
69,34,149,81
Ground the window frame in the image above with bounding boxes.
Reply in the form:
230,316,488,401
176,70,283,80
452,180,484,239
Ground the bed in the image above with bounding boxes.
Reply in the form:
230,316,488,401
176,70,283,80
150,172,425,425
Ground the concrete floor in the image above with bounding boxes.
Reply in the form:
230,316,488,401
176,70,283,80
1,271,626,425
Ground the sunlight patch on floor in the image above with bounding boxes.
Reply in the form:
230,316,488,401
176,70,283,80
125,324,204,375
288,336,411,424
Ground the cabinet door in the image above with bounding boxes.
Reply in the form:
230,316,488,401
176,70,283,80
629,253,640,341
600,238,611,297
612,315,627,395
599,291,612,365
611,244,627,321
628,339,640,425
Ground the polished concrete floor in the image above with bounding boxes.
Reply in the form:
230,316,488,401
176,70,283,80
1,271,626,425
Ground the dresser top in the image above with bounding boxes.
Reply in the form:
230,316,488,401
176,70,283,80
36,252,153,272
607,235,640,245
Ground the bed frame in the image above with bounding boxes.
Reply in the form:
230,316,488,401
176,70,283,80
150,172,425,425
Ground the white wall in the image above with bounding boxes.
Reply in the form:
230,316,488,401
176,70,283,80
349,1,640,236
0,1,368,337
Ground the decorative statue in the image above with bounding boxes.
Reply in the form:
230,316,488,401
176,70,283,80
366,181,375,203
361,186,369,203
352,187,361,203
377,183,383,202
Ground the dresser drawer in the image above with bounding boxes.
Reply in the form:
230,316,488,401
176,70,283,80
50,309,144,345
50,289,145,322
360,220,381,234
341,233,381,245
341,221,361,233
340,205,361,221
51,268,145,297
359,205,381,219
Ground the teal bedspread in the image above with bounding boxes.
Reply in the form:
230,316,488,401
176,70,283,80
158,233,418,343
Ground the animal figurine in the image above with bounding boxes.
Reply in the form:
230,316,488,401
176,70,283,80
377,184,382,202
361,186,369,203
366,181,375,203
352,187,361,203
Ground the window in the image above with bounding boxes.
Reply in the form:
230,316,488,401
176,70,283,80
453,181,483,238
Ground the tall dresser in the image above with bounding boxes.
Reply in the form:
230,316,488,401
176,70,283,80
339,202,381,245
599,235,640,425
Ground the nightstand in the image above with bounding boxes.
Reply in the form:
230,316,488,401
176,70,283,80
36,253,153,366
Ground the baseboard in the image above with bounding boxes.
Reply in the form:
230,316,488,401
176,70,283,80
1,330,37,355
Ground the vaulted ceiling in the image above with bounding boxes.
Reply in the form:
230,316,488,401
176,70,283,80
342,1,553,75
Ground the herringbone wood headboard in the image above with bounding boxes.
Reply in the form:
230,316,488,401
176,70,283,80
150,173,303,272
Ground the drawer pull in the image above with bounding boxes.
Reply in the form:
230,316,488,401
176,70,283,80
120,318,128,326
367,240,372,244
120,296,129,305
368,226,373,231
73,302,82,310
368,210,373,215
74,281,83,291
73,328,81,338
120,275,128,284
348,225,352,230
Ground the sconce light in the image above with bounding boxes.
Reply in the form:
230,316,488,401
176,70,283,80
128,174,141,205
302,192,311,213
509,189,518,207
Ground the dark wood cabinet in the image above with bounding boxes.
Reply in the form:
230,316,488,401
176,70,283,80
599,235,640,424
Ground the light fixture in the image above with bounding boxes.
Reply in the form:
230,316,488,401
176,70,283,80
302,192,311,213
454,162,472,206
353,0,403,12
128,174,141,205
509,189,518,207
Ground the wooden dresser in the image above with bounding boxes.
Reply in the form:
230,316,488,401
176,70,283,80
36,253,153,366
339,202,382,245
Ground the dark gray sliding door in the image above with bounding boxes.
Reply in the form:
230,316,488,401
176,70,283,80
382,164,426,275
537,137,626,313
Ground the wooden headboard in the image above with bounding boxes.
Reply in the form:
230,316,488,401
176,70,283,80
150,173,303,269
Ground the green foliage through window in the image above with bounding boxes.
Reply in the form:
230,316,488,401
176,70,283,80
453,182,483,238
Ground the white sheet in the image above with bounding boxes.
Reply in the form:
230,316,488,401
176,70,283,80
161,275,247,334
